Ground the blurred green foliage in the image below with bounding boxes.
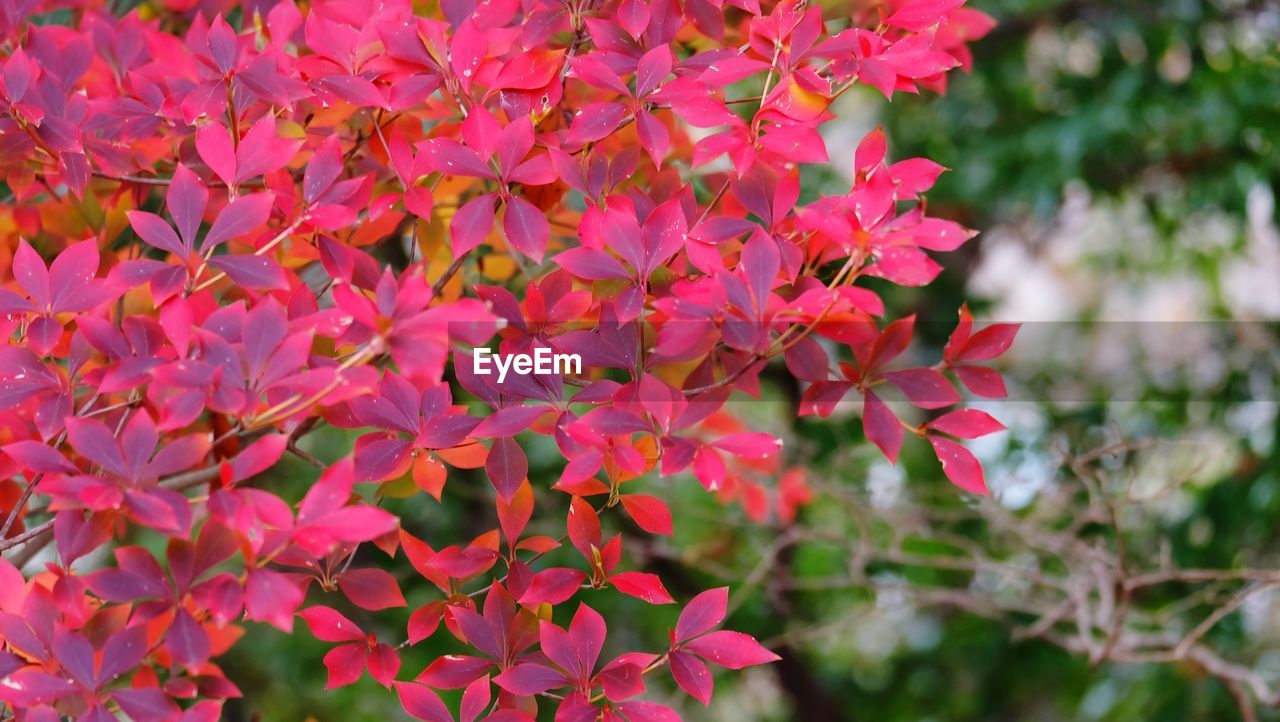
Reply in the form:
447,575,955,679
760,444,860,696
886,0,1280,222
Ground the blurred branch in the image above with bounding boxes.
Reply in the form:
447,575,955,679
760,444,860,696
709,439,1280,720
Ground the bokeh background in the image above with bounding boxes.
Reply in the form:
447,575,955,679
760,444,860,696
215,1,1280,720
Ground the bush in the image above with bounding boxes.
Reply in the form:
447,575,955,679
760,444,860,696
0,0,1013,720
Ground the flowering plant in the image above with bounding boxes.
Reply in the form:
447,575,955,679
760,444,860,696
0,0,1012,719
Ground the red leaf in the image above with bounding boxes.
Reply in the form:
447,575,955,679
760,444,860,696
490,49,564,92
196,124,236,187
928,436,988,495
235,117,303,183
955,364,1008,398
926,409,1005,439
675,587,727,642
315,75,390,110
957,323,1020,362
408,602,445,644
862,390,904,463
711,432,783,459
566,102,629,145
450,193,496,255
683,630,780,669
202,192,274,252
615,702,681,722
610,572,675,605
503,195,550,263
555,246,631,280
245,568,303,632
619,494,672,536
486,437,527,501
166,610,211,667
367,643,402,688
226,434,288,485
886,0,965,32
460,675,492,722
0,559,24,613
416,654,493,689
520,567,587,606
882,368,961,410
496,479,534,544
3,440,76,474
493,662,567,696
322,643,366,688
127,211,184,256
299,606,365,642
566,496,602,559
739,231,779,312
669,650,713,705
206,255,289,291
303,134,345,203
396,682,452,722
338,567,407,610
855,127,887,172
418,139,494,179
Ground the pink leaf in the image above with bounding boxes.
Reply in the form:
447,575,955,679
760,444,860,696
739,231,779,312
299,606,366,642
636,112,670,167
490,49,563,92
503,195,549,263
886,0,965,32
493,662,567,696
127,211,184,256
450,193,496,255
3,440,76,474
928,436,988,495
486,437,527,501
955,364,1008,398
303,134,345,203
669,650,713,705
315,75,389,109
460,675,492,722
615,702,681,722
338,567,407,610
396,683,452,722
883,368,961,410
520,567,588,606
862,390,904,463
367,643,402,688
201,193,274,252
855,127,887,172
226,434,287,484
711,432,782,459
611,571,675,605
619,494,672,536
206,255,289,290
926,409,1005,439
195,124,236,187
675,587,727,642
416,655,493,689
168,165,209,252
245,568,303,632
683,630,780,669
322,643,367,688
957,323,1020,362
418,139,494,179
566,102,629,145
555,247,632,280
235,117,303,183
166,610,211,667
